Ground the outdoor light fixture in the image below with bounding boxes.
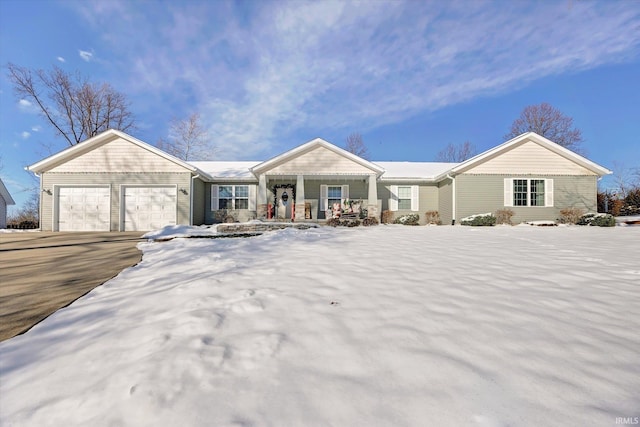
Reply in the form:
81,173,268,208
179,188,188,195
282,191,289,202
42,188,52,195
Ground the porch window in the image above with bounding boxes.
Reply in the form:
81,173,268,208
212,185,251,210
328,186,342,209
504,178,553,207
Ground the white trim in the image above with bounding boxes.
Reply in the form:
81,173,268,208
389,185,399,211
0,179,15,205
54,185,111,232
504,178,513,207
545,179,554,207
411,185,419,212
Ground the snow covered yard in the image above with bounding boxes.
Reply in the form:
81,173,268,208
1,226,639,427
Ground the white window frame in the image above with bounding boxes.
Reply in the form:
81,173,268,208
320,184,349,212
212,185,256,210
389,185,419,211
504,178,553,207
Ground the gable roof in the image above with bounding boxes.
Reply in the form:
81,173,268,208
249,138,385,177
448,132,612,177
26,129,213,179
0,178,16,205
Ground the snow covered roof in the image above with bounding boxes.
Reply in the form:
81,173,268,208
188,161,260,180
0,178,15,205
375,161,458,180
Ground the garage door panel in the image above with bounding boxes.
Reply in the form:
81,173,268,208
57,187,110,231
123,186,177,231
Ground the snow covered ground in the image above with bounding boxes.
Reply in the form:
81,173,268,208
1,225,639,426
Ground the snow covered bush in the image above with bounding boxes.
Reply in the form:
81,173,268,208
394,214,420,225
495,209,514,225
424,211,441,225
362,217,379,226
558,207,585,224
577,213,615,227
461,213,496,226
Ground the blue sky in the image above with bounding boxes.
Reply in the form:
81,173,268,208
1,0,639,210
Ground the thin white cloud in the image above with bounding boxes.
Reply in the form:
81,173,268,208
31,125,41,132
79,50,93,62
21,131,31,139
57,56,65,63
70,0,640,158
18,99,38,113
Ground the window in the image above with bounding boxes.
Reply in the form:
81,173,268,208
320,185,349,213
389,185,419,211
397,186,412,210
212,185,251,210
328,186,342,209
505,179,553,207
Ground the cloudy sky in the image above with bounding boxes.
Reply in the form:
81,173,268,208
1,0,639,208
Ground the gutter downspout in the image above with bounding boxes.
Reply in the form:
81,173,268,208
190,174,200,226
447,174,456,225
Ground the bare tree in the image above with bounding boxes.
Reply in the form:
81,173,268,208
345,132,369,159
6,63,135,146
157,113,213,161
436,141,476,162
505,102,583,151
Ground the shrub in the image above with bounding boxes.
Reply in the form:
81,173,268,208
393,214,420,225
326,218,341,227
382,210,394,224
362,217,379,226
461,213,496,226
577,213,615,227
495,209,515,225
558,207,585,224
424,211,441,225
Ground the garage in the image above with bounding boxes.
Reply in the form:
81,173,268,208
57,186,111,231
122,186,177,231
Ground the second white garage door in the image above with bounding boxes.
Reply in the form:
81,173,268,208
123,186,177,231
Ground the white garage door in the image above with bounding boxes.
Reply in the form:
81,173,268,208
58,187,111,231
123,186,177,231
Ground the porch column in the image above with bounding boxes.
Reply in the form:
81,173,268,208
257,174,268,219
367,174,379,218
295,174,306,220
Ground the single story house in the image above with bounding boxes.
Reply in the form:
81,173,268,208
26,129,611,231
0,178,16,228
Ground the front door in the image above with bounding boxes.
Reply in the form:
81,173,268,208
275,186,294,219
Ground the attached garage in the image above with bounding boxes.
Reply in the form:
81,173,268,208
122,186,177,231
56,186,110,231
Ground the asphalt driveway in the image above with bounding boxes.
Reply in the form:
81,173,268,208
0,232,143,341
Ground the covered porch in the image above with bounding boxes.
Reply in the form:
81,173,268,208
256,174,381,222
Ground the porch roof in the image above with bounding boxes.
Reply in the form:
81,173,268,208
376,161,458,180
189,161,260,180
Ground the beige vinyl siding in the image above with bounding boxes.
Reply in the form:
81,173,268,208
455,174,598,224
438,179,453,225
267,146,375,175
41,172,192,231
461,140,598,175
49,137,187,173
192,178,206,225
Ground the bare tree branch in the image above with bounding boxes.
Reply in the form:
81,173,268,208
505,103,583,152
345,132,369,160
436,141,476,162
157,113,214,161
6,63,136,146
